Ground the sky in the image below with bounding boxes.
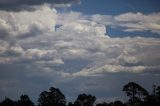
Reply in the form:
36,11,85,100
0,0,160,104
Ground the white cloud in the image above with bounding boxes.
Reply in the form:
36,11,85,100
114,12,144,22
25,48,57,60
57,11,84,25
0,7,160,75
7,45,25,56
52,59,64,65
0,7,160,102
73,65,146,77
116,50,139,65
57,11,160,35
0,40,9,53
57,19,107,37
91,14,113,26
0,5,57,38
114,12,160,34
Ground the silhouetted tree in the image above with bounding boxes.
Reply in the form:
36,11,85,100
155,85,160,105
152,85,156,96
142,85,160,106
1,82,160,106
17,94,34,106
38,87,66,106
145,95,158,106
67,102,74,106
0,98,15,106
112,101,124,106
74,93,96,106
123,82,148,106
156,86,160,100
108,102,114,106
96,102,108,106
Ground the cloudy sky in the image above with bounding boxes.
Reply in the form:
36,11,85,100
0,0,160,103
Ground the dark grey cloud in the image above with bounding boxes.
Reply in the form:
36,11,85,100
0,64,160,103
0,0,80,11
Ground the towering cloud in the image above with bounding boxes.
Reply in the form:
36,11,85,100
0,5,57,39
0,0,160,102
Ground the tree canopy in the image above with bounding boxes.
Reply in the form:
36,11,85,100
17,94,34,106
123,82,148,106
38,87,66,106
0,82,160,106
74,93,96,106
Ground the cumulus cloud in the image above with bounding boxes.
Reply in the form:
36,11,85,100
57,20,107,37
0,5,57,39
0,40,9,52
0,6,160,102
114,12,160,34
25,48,57,60
57,11,160,35
91,12,160,35
0,9,160,74
0,0,81,11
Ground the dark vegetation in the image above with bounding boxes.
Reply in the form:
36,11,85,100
0,82,160,106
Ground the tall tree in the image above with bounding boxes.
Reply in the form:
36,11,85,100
17,94,34,106
123,82,148,106
113,101,124,106
74,93,96,106
38,87,66,106
156,86,160,104
96,102,108,106
156,86,160,99
0,98,15,106
67,102,74,106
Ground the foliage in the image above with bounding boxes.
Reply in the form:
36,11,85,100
16,94,34,106
0,98,15,106
74,93,96,106
123,82,148,106
0,83,160,106
38,87,66,106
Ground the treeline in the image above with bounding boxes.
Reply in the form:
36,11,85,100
0,82,160,106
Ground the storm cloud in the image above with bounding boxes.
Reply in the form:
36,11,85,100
0,0,80,11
